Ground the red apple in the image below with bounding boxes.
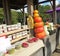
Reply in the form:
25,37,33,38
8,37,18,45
27,39,34,43
32,37,38,42
22,42,29,48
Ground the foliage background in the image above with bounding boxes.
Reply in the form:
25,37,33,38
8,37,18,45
0,4,59,24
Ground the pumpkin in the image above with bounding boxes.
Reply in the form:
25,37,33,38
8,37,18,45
34,17,42,23
35,31,46,39
33,10,38,14
34,22,44,28
34,27,44,33
34,14,39,18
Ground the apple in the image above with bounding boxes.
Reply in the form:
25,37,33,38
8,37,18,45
32,37,38,42
22,42,29,48
27,39,34,43
27,38,38,43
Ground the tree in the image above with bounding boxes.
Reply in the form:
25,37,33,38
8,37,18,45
0,5,51,24
0,8,19,24
38,5,51,22
11,10,18,24
17,12,28,25
17,12,24,25
0,8,4,24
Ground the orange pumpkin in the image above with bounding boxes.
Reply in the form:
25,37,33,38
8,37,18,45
34,27,44,33
33,10,38,14
35,31,46,39
34,14,39,18
34,17,42,23
34,22,44,28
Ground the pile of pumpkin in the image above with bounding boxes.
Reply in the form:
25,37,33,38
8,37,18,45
33,10,46,39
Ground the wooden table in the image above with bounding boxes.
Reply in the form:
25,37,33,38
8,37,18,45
6,40,44,56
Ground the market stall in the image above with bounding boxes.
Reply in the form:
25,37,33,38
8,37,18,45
0,24,44,56
0,0,58,56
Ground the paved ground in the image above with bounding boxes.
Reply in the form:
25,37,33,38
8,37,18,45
51,52,60,56
51,45,60,56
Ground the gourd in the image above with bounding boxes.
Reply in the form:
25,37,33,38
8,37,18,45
33,10,46,39
33,10,38,14
34,17,42,23
35,31,46,39
34,27,44,33
34,22,44,28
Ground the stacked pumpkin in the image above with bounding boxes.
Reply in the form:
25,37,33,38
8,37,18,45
33,10,46,39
